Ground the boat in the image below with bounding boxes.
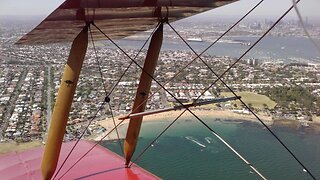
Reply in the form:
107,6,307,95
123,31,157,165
187,37,203,42
0,0,318,179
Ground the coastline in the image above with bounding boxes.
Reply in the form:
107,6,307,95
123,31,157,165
1,110,319,155
90,109,275,141
91,109,320,141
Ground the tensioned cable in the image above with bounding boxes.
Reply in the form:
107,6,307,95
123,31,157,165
106,22,161,97
130,0,264,165
95,22,161,157
53,26,117,179
133,93,267,178
89,25,123,157
93,22,267,179
292,0,320,55
167,1,315,179
92,23,212,124
92,2,315,178
129,109,185,165
130,0,265,164
131,1,315,179
54,25,125,179
123,0,264,117
55,22,161,179
53,101,106,179
57,120,125,179
101,23,162,155
89,25,108,94
107,101,124,156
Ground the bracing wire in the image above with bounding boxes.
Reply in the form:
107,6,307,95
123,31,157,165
90,24,124,157
52,102,106,179
89,25,108,94
129,109,185,166
292,0,320,55
106,22,161,97
166,1,316,179
172,2,315,180
93,18,265,179
55,22,161,178
130,0,265,165
57,120,125,179
102,22,162,155
107,102,124,156
53,25,112,179
62,0,315,179
131,0,315,179
120,0,265,119
93,21,267,179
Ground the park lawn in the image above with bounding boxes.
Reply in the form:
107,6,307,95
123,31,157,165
221,91,277,109
0,140,43,154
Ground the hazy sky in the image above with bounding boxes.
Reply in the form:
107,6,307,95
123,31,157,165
0,0,319,20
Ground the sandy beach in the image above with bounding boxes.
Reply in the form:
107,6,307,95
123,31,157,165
90,109,274,141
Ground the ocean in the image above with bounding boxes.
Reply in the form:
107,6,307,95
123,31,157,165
100,35,320,179
103,36,320,63
102,118,320,179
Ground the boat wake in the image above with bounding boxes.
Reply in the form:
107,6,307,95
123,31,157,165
185,136,206,148
205,137,213,144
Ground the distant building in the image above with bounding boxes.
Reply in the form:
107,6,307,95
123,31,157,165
246,58,259,66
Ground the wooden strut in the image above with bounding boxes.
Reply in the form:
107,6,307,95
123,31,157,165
124,23,163,166
41,26,88,180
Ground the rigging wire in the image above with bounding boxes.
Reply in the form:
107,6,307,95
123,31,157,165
121,0,265,119
92,22,267,179
53,26,114,179
106,22,161,97
165,1,316,179
53,24,121,178
55,22,161,178
129,108,269,179
129,109,184,165
89,25,108,94
130,0,265,164
99,22,162,156
89,25,124,157
292,0,320,55
57,120,125,180
107,101,124,156
131,0,315,179
52,101,106,179
90,1,314,179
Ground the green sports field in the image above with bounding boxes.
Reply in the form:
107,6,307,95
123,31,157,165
221,91,277,109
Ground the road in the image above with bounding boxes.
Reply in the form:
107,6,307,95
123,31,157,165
0,70,27,140
159,88,169,108
43,65,52,142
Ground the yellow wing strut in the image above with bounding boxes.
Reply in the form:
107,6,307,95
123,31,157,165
41,26,88,180
124,23,163,166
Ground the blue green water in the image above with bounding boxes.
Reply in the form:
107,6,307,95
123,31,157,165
106,36,320,62
101,118,320,179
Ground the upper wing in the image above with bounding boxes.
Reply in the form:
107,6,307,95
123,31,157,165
16,0,238,45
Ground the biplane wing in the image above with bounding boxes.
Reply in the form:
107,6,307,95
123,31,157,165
0,141,159,179
16,0,237,44
5,0,240,179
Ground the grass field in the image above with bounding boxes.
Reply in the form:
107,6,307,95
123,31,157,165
0,140,43,154
221,91,277,109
